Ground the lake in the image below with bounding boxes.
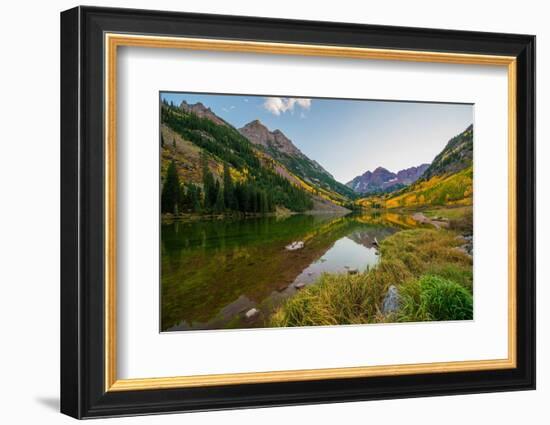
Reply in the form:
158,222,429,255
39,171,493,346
161,212,422,331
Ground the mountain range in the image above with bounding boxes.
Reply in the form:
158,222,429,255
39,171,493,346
347,124,473,196
346,164,429,195
355,125,474,209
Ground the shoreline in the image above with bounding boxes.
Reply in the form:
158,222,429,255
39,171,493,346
161,209,351,224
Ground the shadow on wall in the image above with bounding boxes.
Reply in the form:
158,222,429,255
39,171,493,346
35,396,59,412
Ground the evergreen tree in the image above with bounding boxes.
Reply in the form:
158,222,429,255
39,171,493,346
256,191,263,213
191,184,202,212
260,190,269,214
214,180,221,207
161,133,164,148
202,157,217,211
193,186,204,212
161,160,180,214
214,185,225,213
177,184,187,213
251,187,259,213
222,163,235,210
267,192,274,212
241,183,251,212
234,183,245,212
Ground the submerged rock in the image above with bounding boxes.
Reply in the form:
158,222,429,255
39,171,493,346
285,241,304,251
382,285,400,315
245,308,260,319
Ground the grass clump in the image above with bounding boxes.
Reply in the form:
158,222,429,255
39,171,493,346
271,228,473,327
427,263,473,291
270,273,386,327
399,275,473,321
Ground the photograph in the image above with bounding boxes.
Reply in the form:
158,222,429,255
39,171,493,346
160,92,474,332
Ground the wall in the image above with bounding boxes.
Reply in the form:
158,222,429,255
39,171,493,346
0,0,545,423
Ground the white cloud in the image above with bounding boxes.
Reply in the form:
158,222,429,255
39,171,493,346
263,97,311,116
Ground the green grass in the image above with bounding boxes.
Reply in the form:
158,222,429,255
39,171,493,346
271,228,472,327
398,275,473,322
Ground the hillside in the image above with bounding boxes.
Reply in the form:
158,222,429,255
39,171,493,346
356,125,473,209
357,165,473,209
346,164,429,194
160,101,350,215
422,124,473,180
239,120,356,200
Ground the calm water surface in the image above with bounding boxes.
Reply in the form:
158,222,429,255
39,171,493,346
161,212,420,331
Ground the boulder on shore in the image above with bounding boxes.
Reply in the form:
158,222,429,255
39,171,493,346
294,282,306,289
382,285,400,315
455,234,473,256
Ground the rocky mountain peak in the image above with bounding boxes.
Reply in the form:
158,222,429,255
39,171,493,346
238,120,342,190
245,119,264,127
347,163,428,194
179,101,228,127
396,164,430,184
239,120,301,156
372,167,393,178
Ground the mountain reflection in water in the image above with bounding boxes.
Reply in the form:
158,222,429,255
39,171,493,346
161,212,421,331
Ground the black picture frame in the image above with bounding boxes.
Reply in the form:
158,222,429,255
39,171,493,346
60,5,535,419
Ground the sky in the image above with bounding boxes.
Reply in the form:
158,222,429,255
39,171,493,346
160,92,473,184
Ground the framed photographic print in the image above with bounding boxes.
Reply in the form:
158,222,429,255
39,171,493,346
60,6,536,419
